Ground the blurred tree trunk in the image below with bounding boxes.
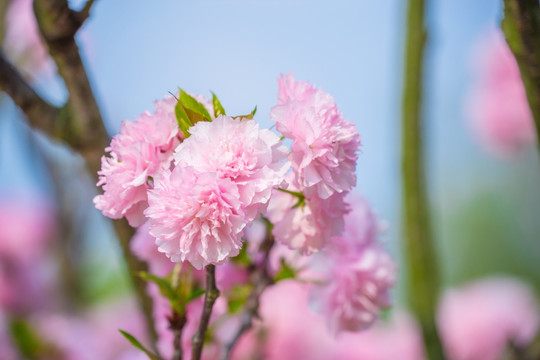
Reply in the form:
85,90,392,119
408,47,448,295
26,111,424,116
401,0,445,358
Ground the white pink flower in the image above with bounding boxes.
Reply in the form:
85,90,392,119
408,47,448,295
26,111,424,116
270,73,361,199
4,0,55,80
94,96,181,227
467,30,536,157
308,194,395,334
145,166,246,269
131,222,174,277
311,243,395,334
438,277,540,360
174,115,288,222
266,180,349,255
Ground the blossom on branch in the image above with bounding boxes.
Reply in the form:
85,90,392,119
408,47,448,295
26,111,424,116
467,30,536,157
270,73,361,199
94,96,181,227
174,115,288,222
309,195,395,334
266,179,348,255
145,166,246,270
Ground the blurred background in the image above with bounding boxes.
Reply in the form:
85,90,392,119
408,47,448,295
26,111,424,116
1,0,539,358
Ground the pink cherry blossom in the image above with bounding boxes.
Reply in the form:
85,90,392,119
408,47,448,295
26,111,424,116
94,96,181,227
145,166,246,269
467,30,536,157
270,73,361,199
131,222,175,277
4,0,55,79
310,243,395,334
328,193,380,256
258,281,422,360
174,115,288,222
265,177,349,255
0,196,56,312
328,310,425,360
0,196,55,261
438,277,540,360
306,194,395,334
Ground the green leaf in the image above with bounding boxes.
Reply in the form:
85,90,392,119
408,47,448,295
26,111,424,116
187,287,206,303
175,101,192,138
231,242,251,266
233,106,257,120
138,272,184,314
9,318,45,358
179,89,212,123
274,258,297,282
119,330,160,360
212,92,226,117
227,284,252,314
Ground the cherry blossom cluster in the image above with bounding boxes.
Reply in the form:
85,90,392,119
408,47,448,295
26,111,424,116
94,74,396,357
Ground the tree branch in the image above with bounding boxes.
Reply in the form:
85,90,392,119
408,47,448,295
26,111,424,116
502,0,540,149
191,265,220,360
0,51,61,135
401,0,445,358
0,0,160,347
33,0,108,175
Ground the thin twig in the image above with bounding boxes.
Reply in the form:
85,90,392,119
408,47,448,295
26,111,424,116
401,0,445,358
191,265,220,360
75,0,96,25
221,229,275,360
170,310,187,360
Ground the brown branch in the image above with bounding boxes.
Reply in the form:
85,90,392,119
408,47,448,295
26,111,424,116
191,265,220,360
0,51,61,134
74,0,96,25
170,310,187,360
33,0,108,175
221,229,275,360
502,0,540,148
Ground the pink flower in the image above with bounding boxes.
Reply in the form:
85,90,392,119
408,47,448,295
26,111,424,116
94,96,181,227
0,196,56,312
131,222,174,277
145,166,246,269
438,277,540,360
258,281,422,360
4,0,54,79
328,310,425,360
307,194,395,334
328,193,380,256
265,177,349,254
467,30,536,157
270,73,361,199
174,115,288,222
310,243,395,334
0,196,55,261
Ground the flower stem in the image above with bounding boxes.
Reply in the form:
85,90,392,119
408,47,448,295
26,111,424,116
191,265,220,360
401,0,445,358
